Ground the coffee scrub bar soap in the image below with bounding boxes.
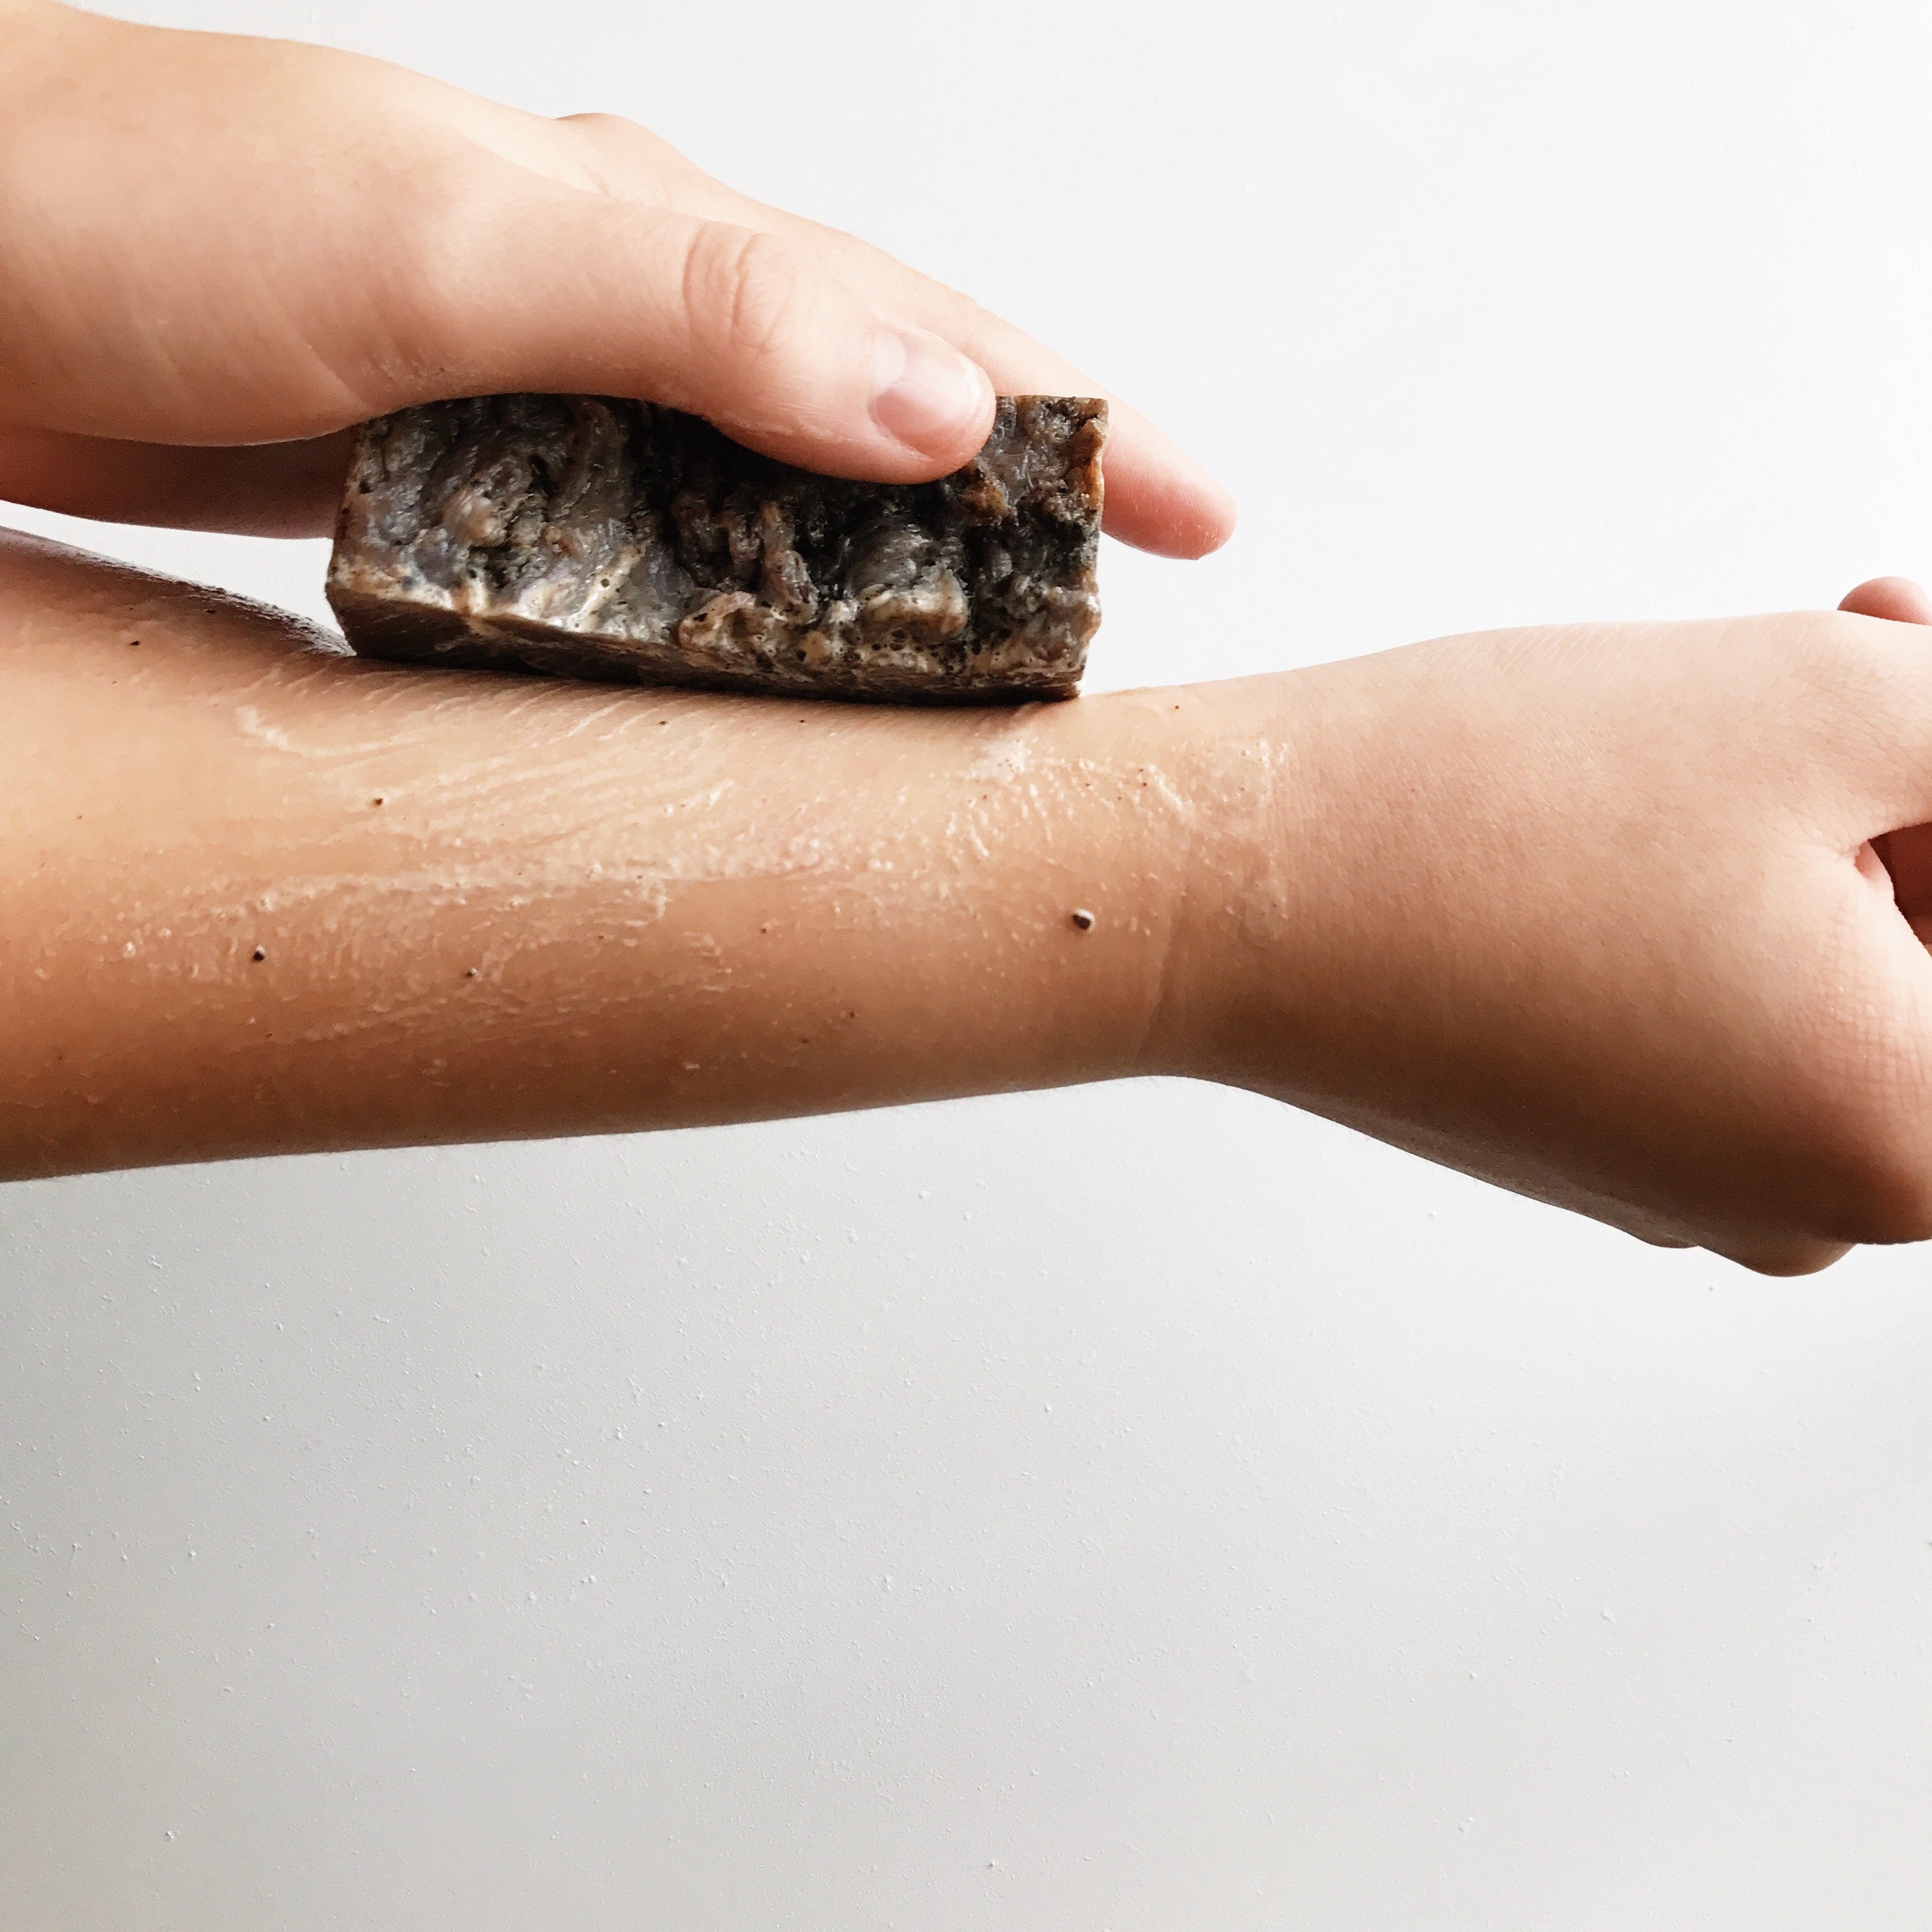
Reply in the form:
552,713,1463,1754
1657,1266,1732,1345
326,393,1106,703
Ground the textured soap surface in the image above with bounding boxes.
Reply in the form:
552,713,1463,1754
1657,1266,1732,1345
325,393,1105,703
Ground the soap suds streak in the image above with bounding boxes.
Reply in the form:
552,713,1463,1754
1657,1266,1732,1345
2,526,1204,1172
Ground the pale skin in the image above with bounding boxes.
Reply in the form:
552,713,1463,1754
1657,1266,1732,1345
0,0,1232,555
6,2,1932,1278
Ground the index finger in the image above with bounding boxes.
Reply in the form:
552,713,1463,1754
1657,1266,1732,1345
726,202,1238,560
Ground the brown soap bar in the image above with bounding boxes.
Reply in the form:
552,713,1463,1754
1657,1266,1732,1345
325,393,1105,703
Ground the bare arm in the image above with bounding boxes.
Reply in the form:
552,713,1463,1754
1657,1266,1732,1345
12,525,1932,1279
0,527,1200,1174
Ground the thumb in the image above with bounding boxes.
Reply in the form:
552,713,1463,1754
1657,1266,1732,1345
1,12,1000,482
381,183,997,480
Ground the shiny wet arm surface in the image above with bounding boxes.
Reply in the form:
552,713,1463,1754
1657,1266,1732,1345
0,529,1200,1177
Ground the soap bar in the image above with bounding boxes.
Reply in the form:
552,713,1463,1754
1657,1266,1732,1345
325,393,1105,703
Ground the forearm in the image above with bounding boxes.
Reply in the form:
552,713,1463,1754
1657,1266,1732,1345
0,528,1211,1177
17,523,1927,1277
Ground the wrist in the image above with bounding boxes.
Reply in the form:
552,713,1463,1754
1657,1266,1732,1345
1114,672,1312,1086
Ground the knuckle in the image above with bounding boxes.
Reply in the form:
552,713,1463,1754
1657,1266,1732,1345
558,109,642,140
554,112,687,196
680,224,810,369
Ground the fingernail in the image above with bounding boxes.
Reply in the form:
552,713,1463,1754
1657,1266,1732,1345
870,328,992,458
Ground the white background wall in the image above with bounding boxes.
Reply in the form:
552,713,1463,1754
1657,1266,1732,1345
6,1,1932,1925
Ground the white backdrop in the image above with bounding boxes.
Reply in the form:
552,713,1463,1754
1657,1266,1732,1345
7,1,1932,1926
